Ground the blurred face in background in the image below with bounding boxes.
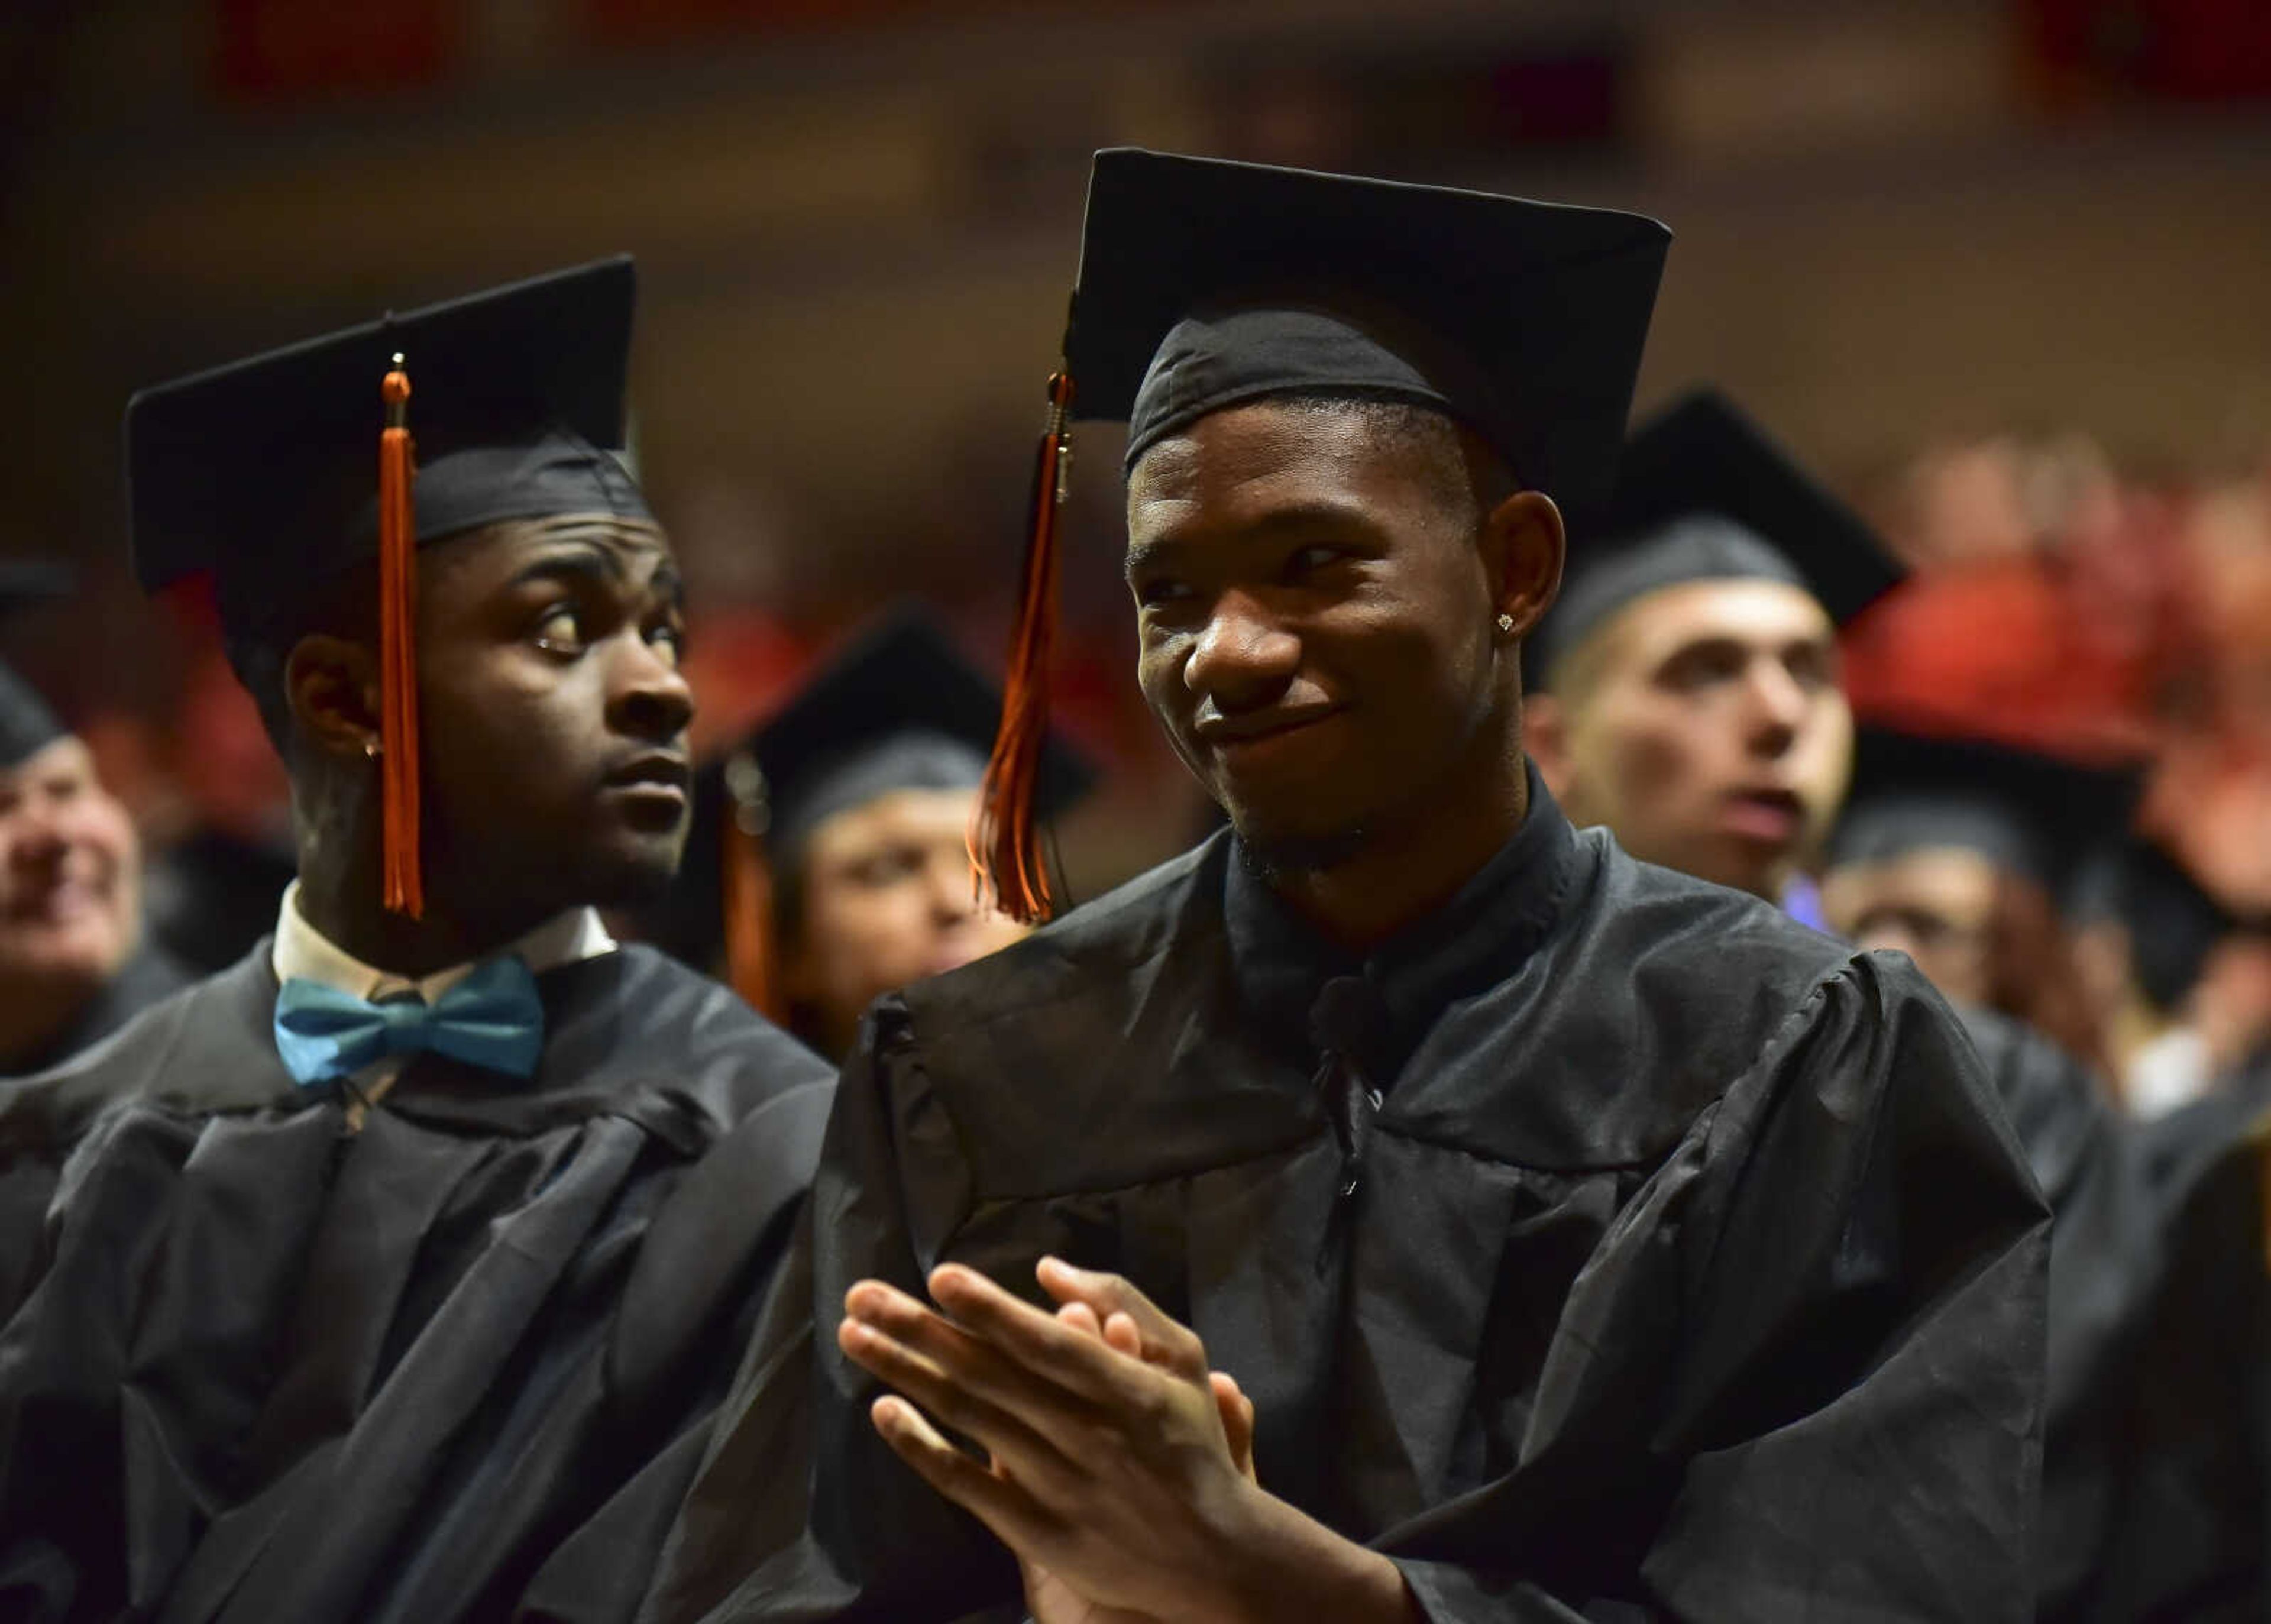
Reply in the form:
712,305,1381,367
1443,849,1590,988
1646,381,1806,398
782,785,1030,1056
1530,578,1853,900
0,736,143,1004
1819,845,2000,1005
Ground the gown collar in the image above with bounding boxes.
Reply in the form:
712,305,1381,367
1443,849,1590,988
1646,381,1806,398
1223,759,1581,1075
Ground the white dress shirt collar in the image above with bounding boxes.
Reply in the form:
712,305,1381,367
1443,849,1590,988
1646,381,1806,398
270,881,616,1004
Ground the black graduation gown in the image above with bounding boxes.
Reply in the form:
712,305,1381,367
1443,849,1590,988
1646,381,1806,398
1955,1008,2161,1615
2054,1047,2271,1622
649,782,2050,1622
0,940,836,1623
0,946,192,1079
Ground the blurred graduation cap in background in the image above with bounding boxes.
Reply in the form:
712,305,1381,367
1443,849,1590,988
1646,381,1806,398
1531,388,1907,684
123,256,646,918
975,145,1670,920
0,561,75,770
647,606,1094,1017
2069,835,2257,1015
1828,726,2144,902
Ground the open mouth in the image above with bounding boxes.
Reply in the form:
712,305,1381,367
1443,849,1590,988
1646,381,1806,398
7,878,109,927
1722,788,1804,843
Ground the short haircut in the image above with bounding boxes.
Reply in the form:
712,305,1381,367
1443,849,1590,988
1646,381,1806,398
1265,389,1519,519
222,559,379,763
1139,389,1520,528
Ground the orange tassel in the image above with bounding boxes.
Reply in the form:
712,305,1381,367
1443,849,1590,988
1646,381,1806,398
719,749,781,1019
970,369,1073,925
378,360,424,919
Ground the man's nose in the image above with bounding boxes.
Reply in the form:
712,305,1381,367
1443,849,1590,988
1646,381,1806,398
926,848,977,926
607,635,697,741
1184,593,1300,711
2,805,69,871
1742,660,1809,757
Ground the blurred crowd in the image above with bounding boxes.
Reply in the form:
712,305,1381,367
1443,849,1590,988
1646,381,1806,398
15,425,2268,1118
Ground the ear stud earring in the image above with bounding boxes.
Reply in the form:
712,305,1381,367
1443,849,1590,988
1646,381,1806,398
1496,613,1515,634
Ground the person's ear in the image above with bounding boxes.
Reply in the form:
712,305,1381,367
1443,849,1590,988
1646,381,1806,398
284,635,382,764
1482,489,1565,642
1524,691,1576,798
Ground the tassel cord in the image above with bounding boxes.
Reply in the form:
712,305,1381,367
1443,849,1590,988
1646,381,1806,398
972,370,1073,924
378,363,424,919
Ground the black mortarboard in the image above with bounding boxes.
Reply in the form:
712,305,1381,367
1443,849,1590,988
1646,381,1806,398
976,147,1669,920
1069,148,1670,515
2068,837,2244,1012
1533,389,1905,681
124,257,649,918
125,255,648,635
655,607,1094,1011
1827,727,2142,900
750,608,1094,864
0,561,73,769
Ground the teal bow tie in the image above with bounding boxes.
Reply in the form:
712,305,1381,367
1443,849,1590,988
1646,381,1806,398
273,955,545,1088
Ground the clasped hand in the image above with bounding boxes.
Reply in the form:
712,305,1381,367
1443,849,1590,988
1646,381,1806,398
838,1257,1413,1624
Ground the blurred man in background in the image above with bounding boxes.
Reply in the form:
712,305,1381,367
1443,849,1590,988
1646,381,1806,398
638,607,1089,1058
0,567,186,1076
2070,834,2271,1119
1524,391,2147,1615
1525,390,1895,908
1821,728,2128,1076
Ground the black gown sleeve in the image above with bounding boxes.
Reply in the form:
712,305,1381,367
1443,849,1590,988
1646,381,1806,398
515,1079,835,1623
1387,956,2050,1622
1953,1008,2162,1613
642,999,1020,1623
2056,1103,2269,1619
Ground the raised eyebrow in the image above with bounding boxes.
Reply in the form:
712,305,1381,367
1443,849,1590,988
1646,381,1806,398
510,544,625,593
1658,633,1748,668
509,545,683,609
1123,538,1182,585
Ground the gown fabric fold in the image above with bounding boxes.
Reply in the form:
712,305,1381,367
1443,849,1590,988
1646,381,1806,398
648,784,2050,1623
2053,1043,2271,1621
1955,1007,2161,1615
0,941,835,1624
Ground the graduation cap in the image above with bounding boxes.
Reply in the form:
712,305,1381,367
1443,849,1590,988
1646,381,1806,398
2069,836,2247,1013
1532,389,1906,683
0,561,74,769
658,607,1093,1017
1827,726,2143,901
973,147,1670,921
124,257,648,919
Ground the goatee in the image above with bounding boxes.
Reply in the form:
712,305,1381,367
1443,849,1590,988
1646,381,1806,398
1232,820,1372,884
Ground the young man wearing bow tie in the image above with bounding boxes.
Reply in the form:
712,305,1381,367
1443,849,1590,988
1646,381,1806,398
0,261,834,1623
